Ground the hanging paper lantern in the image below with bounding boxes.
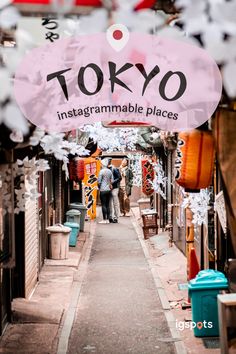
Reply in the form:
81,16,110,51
175,130,214,191
69,158,85,181
141,159,154,196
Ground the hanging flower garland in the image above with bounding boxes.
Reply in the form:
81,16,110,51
29,128,89,179
149,161,167,199
30,128,89,161
127,153,143,187
182,189,211,226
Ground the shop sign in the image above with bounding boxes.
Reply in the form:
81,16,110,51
214,191,227,234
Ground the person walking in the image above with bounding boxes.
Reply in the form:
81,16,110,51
97,158,113,224
108,158,122,223
119,158,133,217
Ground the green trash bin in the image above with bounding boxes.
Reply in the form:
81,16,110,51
64,222,79,247
189,269,228,337
69,203,87,232
66,209,81,225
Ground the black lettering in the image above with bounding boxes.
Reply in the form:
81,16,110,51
135,64,160,95
72,108,78,116
47,68,71,100
159,71,187,101
138,106,143,113
78,64,103,96
162,110,168,117
101,105,110,113
42,17,58,30
109,62,133,93
45,32,59,42
61,112,67,119
111,105,122,112
173,113,178,120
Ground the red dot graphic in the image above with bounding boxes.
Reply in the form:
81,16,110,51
113,30,123,40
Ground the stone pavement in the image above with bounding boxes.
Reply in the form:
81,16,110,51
0,226,89,354
67,215,179,354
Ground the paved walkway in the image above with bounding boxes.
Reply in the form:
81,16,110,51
67,216,176,354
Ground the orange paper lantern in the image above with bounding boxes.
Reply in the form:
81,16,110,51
175,130,214,191
141,159,154,196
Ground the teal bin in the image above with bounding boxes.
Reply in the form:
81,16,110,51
64,222,79,247
69,203,87,232
189,269,228,337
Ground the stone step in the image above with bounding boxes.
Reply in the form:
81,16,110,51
12,298,64,324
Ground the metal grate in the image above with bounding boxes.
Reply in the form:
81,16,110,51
202,338,220,349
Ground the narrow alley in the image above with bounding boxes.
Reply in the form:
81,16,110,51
67,215,175,354
1,1,236,353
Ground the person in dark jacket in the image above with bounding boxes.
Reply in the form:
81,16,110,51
108,158,121,223
119,158,133,216
97,158,113,224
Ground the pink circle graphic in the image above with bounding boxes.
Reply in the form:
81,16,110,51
13,33,222,133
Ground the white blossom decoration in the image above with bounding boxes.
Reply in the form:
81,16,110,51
1,157,50,214
149,161,167,199
82,122,138,152
127,153,143,187
30,128,89,164
182,188,211,226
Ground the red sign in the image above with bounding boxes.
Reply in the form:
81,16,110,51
141,159,154,196
134,0,155,11
102,121,152,128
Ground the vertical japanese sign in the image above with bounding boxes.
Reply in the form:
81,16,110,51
83,158,101,220
141,159,154,196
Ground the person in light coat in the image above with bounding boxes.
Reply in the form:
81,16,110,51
119,158,133,216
